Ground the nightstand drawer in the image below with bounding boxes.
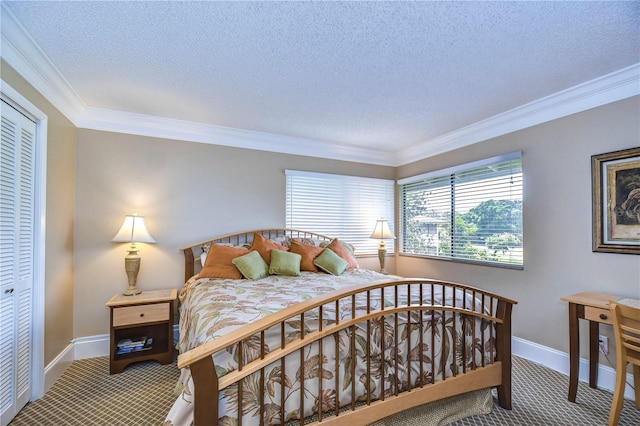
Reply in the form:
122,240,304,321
584,306,612,324
113,303,170,327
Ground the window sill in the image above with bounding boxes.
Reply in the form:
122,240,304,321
399,253,523,270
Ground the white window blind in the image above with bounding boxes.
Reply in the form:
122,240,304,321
286,170,395,255
399,152,523,268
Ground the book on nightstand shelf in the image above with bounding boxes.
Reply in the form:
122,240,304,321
116,337,153,355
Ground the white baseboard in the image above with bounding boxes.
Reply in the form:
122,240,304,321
43,343,74,395
513,336,635,401
44,333,634,402
73,333,110,360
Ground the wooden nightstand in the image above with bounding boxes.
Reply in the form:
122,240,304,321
106,289,177,374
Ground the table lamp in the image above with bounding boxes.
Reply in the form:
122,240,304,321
370,218,395,274
112,214,156,295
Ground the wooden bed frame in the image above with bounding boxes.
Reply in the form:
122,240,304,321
178,229,517,426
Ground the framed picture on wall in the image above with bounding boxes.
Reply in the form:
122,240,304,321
592,147,640,254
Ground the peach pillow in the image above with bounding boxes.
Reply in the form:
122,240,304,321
290,239,324,272
249,233,289,264
197,243,247,279
326,238,358,269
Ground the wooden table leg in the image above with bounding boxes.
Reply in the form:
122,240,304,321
568,302,579,402
589,320,599,388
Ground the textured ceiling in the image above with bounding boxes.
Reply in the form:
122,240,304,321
3,1,640,162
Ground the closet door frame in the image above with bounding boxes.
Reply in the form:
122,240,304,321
1,80,47,401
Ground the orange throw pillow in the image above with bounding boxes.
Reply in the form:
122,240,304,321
249,233,289,264
197,244,247,279
290,239,324,272
326,238,358,269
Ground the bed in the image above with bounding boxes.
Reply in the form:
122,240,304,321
164,229,517,426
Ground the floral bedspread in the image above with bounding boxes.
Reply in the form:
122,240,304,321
164,270,493,426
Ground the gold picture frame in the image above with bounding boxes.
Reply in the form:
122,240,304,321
592,147,640,254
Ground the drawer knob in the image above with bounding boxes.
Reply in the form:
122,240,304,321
599,313,608,320
140,313,144,317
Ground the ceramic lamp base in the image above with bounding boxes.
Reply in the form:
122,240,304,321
123,246,141,296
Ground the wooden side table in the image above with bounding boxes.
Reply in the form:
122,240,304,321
560,291,617,402
106,289,177,374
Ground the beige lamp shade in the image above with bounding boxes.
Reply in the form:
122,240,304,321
112,214,155,296
370,219,394,240
112,215,156,244
371,219,394,275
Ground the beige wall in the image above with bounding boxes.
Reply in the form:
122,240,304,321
1,60,77,365
395,96,640,361
74,130,395,337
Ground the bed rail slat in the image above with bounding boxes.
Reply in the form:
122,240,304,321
366,290,372,405
299,347,305,426
334,322,339,419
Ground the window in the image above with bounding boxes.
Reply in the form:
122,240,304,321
399,152,523,268
285,170,394,255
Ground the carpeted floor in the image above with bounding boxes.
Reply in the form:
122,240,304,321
9,355,640,425
10,356,179,426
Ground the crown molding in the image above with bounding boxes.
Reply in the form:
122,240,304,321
77,64,640,167
77,107,395,166
395,63,640,166
0,3,85,123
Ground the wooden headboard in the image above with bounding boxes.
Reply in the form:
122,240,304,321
180,228,334,282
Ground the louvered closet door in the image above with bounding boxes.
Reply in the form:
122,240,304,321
0,100,36,426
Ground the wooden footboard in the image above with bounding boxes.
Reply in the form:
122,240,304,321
178,279,516,426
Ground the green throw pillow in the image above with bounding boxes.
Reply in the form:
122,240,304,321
269,249,302,276
313,248,348,276
232,250,269,280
